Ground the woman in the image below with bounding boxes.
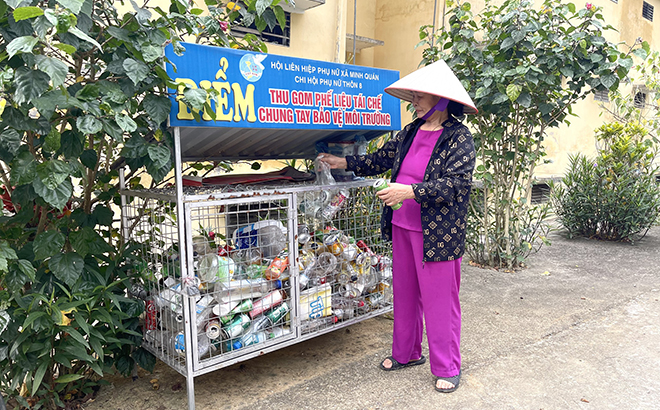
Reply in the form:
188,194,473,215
318,60,477,393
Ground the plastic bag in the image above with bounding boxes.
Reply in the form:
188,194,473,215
315,157,336,186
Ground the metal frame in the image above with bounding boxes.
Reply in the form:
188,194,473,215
119,127,392,409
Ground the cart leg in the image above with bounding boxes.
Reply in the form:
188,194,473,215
186,374,195,410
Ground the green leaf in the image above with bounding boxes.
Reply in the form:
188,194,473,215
141,45,162,63
567,3,576,13
13,6,44,21
255,0,272,15
54,42,77,55
70,227,112,257
23,311,47,331
517,92,531,107
106,26,131,42
49,252,84,287
492,93,509,104
618,57,633,71
75,84,100,101
92,205,113,226
475,87,489,99
55,373,84,384
80,149,98,169
33,177,72,211
32,361,49,397
132,347,156,372
123,58,149,85
4,0,21,8
37,159,70,190
56,0,83,13
273,5,286,28
559,66,574,78
183,88,207,111
0,241,18,272
7,36,39,59
143,94,171,124
101,119,123,141
33,230,66,260
500,37,514,51
10,150,37,186
147,145,170,169
506,83,521,102
600,74,617,90
632,48,648,60
14,67,50,105
512,30,525,43
0,129,21,159
114,113,137,133
33,90,77,119
43,128,62,153
68,27,102,50
17,259,36,281
77,115,103,134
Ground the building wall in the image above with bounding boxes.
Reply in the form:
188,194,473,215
166,0,660,177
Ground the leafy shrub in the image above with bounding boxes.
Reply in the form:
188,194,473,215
0,0,289,406
551,122,660,241
420,0,645,268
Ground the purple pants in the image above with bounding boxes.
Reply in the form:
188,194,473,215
391,225,462,378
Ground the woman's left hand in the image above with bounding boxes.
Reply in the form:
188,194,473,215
376,182,415,206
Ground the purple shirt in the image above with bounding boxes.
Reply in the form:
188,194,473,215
391,128,444,231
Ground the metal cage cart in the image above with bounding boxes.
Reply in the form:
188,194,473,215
120,43,401,409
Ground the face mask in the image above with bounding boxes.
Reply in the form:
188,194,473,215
421,97,449,120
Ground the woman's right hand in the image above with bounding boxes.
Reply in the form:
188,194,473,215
317,153,347,170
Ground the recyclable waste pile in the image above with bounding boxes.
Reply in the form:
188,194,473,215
134,189,392,362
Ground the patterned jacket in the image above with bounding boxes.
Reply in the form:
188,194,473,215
346,117,475,262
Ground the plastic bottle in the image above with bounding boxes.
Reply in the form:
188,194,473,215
264,254,289,280
197,255,236,284
232,330,268,350
316,252,337,274
232,220,286,259
268,326,291,339
249,289,286,319
213,278,282,304
144,329,210,358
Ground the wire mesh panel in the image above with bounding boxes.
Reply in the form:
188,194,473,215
294,181,393,336
122,194,189,374
122,192,298,374
121,180,392,378
187,194,296,368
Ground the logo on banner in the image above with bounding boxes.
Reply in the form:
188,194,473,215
239,54,267,82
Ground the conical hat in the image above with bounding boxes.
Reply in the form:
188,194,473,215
385,60,478,114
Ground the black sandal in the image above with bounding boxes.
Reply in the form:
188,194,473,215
434,370,461,393
379,355,426,371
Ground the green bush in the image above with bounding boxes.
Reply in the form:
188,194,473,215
0,0,290,406
551,122,660,241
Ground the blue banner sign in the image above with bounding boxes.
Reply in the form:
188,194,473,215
166,43,401,131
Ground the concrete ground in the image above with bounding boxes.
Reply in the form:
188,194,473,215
84,226,660,410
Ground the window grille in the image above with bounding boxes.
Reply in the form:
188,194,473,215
594,89,609,102
643,2,654,21
231,8,291,47
634,91,647,108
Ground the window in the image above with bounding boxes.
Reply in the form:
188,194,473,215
531,183,551,205
594,89,609,102
634,91,647,108
643,2,654,21
231,8,291,46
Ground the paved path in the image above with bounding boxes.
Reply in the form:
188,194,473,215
84,226,660,410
